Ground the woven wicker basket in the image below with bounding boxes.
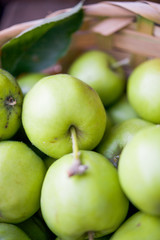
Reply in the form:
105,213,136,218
0,1,160,75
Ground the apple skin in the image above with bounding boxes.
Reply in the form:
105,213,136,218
68,50,126,106
0,141,46,223
0,69,23,140
110,211,160,240
106,95,139,125
41,150,129,240
17,73,47,95
127,58,160,123
96,118,153,167
22,74,107,159
118,125,160,216
0,223,31,240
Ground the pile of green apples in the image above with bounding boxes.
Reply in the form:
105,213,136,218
0,49,160,240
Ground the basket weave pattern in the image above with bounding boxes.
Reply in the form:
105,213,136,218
0,1,160,70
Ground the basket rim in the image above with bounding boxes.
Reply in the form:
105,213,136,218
0,0,160,66
0,1,160,47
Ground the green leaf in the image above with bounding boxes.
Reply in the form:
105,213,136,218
1,1,84,77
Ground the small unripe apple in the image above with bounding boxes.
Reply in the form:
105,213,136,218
0,69,23,140
106,95,139,125
110,211,160,240
0,141,46,223
0,223,31,240
22,74,107,159
127,58,160,123
41,150,129,240
96,118,153,167
68,50,126,106
17,72,47,95
118,125,160,216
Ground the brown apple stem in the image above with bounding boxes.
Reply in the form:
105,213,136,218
111,57,130,69
67,126,88,177
88,231,95,240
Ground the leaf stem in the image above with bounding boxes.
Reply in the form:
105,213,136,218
67,126,88,177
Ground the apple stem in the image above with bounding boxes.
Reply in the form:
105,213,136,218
88,231,95,240
67,126,88,177
111,58,130,69
71,126,79,160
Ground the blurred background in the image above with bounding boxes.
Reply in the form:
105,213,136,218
0,0,159,30
1,0,159,30
0,0,104,30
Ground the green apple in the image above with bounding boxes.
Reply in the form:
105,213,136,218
0,141,46,223
17,73,47,95
106,95,139,125
22,74,107,159
96,118,153,167
118,125,160,216
41,150,129,240
68,50,126,106
17,214,52,240
0,223,31,240
110,211,160,240
127,58,160,123
0,68,23,140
